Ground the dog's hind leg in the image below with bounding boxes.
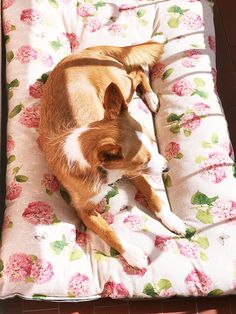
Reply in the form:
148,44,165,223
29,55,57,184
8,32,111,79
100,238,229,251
130,175,187,236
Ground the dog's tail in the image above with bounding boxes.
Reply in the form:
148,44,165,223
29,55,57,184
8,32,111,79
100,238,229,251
86,41,164,69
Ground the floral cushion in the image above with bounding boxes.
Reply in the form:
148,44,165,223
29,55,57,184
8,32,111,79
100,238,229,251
1,0,236,300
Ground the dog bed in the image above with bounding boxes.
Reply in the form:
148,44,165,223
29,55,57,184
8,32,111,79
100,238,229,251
1,0,236,300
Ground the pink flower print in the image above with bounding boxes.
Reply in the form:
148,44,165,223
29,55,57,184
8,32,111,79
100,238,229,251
182,12,204,30
108,23,125,36
211,199,236,223
16,45,37,64
180,112,201,131
208,35,216,52
185,269,212,296
40,52,53,67
211,67,217,92
85,17,101,32
119,4,137,16
177,239,200,258
41,173,60,193
76,230,90,246
6,182,22,201
200,151,231,184
65,32,79,50
155,235,177,251
172,79,194,96
159,288,176,297
123,214,145,231
6,135,15,153
77,2,96,17
182,50,202,67
119,256,148,276
20,9,43,25
22,201,54,225
151,63,165,81
5,253,32,282
192,102,210,116
102,281,129,298
220,139,233,158
29,80,44,99
68,273,90,297
3,20,14,34
19,103,40,128
2,0,15,9
134,191,148,208
30,258,54,283
101,212,114,225
165,142,181,160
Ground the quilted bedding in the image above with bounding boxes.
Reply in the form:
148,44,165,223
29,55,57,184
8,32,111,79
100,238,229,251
1,0,236,301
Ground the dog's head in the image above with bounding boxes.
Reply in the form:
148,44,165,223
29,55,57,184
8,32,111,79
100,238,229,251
64,83,168,184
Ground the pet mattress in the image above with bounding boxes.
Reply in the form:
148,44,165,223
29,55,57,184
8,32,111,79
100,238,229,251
1,0,236,300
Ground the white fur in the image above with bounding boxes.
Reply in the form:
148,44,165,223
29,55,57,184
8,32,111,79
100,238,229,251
156,209,186,236
136,131,168,175
64,126,90,169
144,91,159,112
120,237,148,268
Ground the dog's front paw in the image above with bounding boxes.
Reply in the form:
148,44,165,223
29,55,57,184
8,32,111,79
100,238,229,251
144,91,159,112
122,244,148,269
156,211,187,236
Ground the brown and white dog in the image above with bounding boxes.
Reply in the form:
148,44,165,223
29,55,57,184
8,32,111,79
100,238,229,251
39,42,186,268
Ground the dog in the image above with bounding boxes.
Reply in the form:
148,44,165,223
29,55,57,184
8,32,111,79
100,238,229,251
39,41,186,268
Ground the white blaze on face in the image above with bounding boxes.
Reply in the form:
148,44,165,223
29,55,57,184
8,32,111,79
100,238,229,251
136,131,168,176
64,126,91,169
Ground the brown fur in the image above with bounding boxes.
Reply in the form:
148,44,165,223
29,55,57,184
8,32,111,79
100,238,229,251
39,42,163,260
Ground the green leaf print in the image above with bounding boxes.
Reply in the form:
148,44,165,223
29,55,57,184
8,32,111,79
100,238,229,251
95,251,107,262
192,89,209,99
195,155,207,164
175,152,183,159
110,247,120,257
200,251,208,261
195,236,209,249
94,1,105,9
183,129,191,137
202,141,212,148
48,0,59,8
38,73,49,84
139,19,148,27
7,155,16,164
25,277,34,283
164,174,172,188
194,78,205,87
8,78,19,89
69,249,83,261
6,50,14,63
50,38,62,51
156,279,172,291
8,103,23,118
137,9,146,18
170,123,180,134
185,226,197,239
32,294,47,300
167,5,187,15
211,133,219,144
12,166,20,175
191,191,218,206
105,186,119,203
50,235,68,254
167,113,184,122
196,209,213,224
0,259,4,272
15,175,28,182
208,289,224,296
232,163,236,178
168,16,181,28
143,283,158,297
162,68,174,80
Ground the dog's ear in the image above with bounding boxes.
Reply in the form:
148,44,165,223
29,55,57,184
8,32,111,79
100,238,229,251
103,83,128,120
98,141,123,163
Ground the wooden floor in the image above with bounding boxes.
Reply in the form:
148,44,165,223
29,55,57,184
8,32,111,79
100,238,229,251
2,1,236,313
